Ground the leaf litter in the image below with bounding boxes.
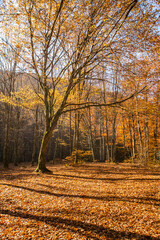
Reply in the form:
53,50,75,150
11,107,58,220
0,163,160,239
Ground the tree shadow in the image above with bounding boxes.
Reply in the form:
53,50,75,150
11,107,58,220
67,164,160,176
0,173,38,180
0,163,160,181
38,183,66,191
0,208,158,240
1,183,160,206
51,173,160,182
0,170,160,181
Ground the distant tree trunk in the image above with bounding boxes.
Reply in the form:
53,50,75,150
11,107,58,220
3,105,12,168
111,112,117,162
59,120,63,159
102,79,109,162
154,100,159,161
105,115,110,162
73,110,80,164
13,106,20,166
110,65,118,162
129,114,136,162
136,96,143,162
3,121,10,168
52,137,58,164
144,95,149,163
88,108,95,161
99,114,102,162
69,110,73,155
73,82,81,164
154,123,158,161
122,112,126,159
32,107,39,166
100,115,105,162
52,120,61,163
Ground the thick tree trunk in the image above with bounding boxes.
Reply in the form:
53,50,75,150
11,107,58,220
35,105,62,172
35,131,52,173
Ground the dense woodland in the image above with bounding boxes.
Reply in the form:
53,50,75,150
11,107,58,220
0,0,160,171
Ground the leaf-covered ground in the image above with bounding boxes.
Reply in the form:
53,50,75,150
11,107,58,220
0,163,160,240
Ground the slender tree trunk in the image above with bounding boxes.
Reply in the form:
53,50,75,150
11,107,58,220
14,106,20,166
101,116,105,162
32,107,39,166
102,70,109,162
144,91,149,164
3,106,11,168
99,114,102,162
129,114,136,162
74,110,80,164
144,115,149,163
154,108,159,161
99,114,105,162
3,122,10,168
111,113,116,162
136,97,143,162
131,114,136,161
88,108,95,161
105,115,110,162
59,121,63,159
122,112,126,160
69,110,72,155
52,137,58,164
73,82,81,164
110,65,118,162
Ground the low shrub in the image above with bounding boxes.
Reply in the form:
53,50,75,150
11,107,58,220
65,150,93,165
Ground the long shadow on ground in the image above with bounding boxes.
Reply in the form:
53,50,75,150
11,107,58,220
66,164,160,176
0,208,158,240
51,173,160,181
1,183,160,206
1,171,160,181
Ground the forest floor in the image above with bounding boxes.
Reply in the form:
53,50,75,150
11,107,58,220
0,162,160,240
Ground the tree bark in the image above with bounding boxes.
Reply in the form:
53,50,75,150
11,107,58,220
88,108,95,162
136,96,143,162
36,131,52,172
105,115,110,162
31,106,38,166
3,105,12,169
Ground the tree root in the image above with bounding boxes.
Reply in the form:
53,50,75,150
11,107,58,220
35,167,53,174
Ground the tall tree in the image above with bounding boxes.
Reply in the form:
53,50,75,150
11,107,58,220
2,0,159,171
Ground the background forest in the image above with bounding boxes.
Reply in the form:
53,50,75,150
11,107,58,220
0,0,159,169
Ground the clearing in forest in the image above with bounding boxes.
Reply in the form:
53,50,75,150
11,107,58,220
0,163,160,240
